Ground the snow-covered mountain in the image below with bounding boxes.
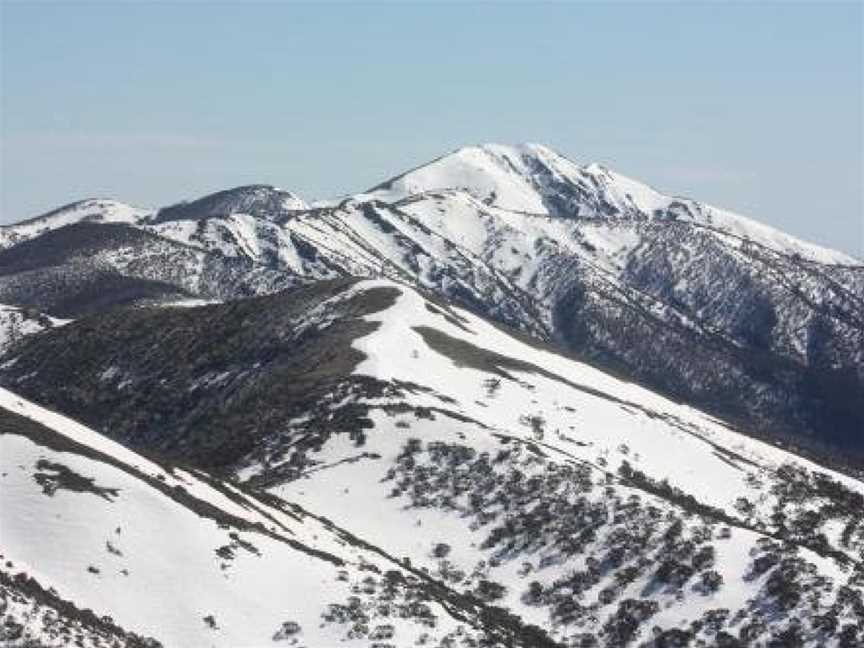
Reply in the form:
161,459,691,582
1,144,860,462
153,184,307,223
0,142,862,648
2,278,862,647
365,144,855,265
0,199,152,250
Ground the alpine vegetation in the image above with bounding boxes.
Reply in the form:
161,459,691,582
1,145,862,648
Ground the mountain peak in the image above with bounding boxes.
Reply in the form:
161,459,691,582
449,141,562,159
435,142,573,174
358,143,856,264
155,184,307,223
0,198,152,250
366,141,649,217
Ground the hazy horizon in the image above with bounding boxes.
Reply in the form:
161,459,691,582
2,2,861,257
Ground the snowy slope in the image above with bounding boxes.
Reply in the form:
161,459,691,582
366,144,856,265
250,280,864,646
1,383,556,648
0,199,152,250
3,278,862,646
154,184,307,223
253,193,862,462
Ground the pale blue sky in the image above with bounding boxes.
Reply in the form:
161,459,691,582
1,1,862,256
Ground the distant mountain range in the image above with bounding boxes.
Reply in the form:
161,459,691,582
1,144,862,647
2,144,860,461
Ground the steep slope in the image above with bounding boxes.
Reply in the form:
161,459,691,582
1,382,566,648
0,279,395,467
366,144,856,265
2,278,862,646
272,192,864,459
0,222,302,317
0,144,860,461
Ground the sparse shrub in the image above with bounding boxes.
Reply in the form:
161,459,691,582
272,620,301,641
603,598,659,647
474,579,506,602
431,543,451,559
697,570,723,594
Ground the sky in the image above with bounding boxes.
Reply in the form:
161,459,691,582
1,1,862,257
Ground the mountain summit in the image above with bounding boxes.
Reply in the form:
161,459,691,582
367,143,854,265
154,184,308,223
367,143,671,219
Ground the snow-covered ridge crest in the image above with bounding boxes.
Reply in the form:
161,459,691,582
348,278,864,502
364,143,856,265
0,383,523,647
247,279,864,645
0,147,860,461
0,199,152,250
154,184,307,223
3,143,857,265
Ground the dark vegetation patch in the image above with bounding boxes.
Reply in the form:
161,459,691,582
0,279,399,472
766,463,864,559
0,220,301,318
0,269,191,319
215,531,261,569
36,274,191,319
360,202,397,234
380,437,864,646
0,223,157,275
0,569,163,647
259,496,563,648
272,619,302,641
385,438,718,640
618,461,854,566
0,223,196,317
32,459,119,501
424,302,473,333
0,405,344,567
154,185,302,223
554,229,864,467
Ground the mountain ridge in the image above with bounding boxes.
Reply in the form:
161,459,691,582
2,277,863,646
0,143,861,466
6,144,856,263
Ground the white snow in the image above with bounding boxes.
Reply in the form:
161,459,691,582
0,199,152,249
266,279,863,641
0,385,500,647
